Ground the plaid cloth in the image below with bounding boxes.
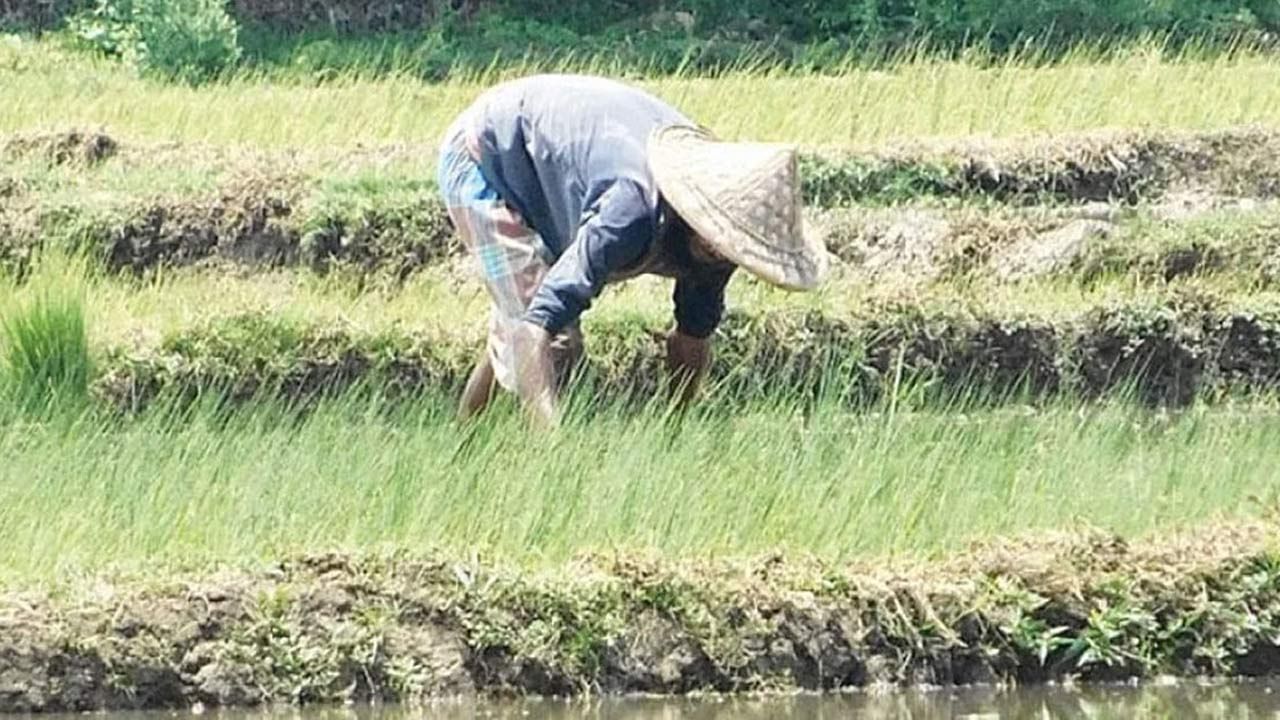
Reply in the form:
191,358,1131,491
437,114,583,392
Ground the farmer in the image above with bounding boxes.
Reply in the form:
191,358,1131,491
437,74,828,426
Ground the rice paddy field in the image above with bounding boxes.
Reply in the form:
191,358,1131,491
6,32,1280,712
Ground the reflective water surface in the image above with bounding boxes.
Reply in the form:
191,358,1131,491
24,680,1280,720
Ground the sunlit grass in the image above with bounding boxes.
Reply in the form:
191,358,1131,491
0,264,1272,583
3,34,1279,585
3,36,1279,148
0,383,1274,581
0,255,92,411
9,258,1259,353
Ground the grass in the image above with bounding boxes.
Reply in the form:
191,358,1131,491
6,265,1272,582
0,383,1275,582
20,258,1275,354
0,247,1270,585
2,32,1280,587
0,258,92,411
3,35,1280,148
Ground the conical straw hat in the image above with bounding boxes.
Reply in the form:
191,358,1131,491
648,125,828,291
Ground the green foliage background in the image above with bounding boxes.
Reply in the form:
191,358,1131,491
5,0,1278,81
68,0,241,82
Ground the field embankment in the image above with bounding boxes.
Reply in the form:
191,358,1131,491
7,127,1280,408
6,126,1280,279
4,523,1280,712
80,288,1280,410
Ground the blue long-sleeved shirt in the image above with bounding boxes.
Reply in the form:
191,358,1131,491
469,74,733,338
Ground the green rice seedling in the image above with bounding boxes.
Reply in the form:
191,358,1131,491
2,380,1279,582
1,291,92,412
1,256,94,413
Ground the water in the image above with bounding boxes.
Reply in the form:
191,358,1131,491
25,680,1280,720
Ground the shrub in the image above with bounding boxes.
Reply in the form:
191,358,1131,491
127,0,241,82
69,0,241,83
482,0,1278,48
67,0,135,57
58,0,1280,81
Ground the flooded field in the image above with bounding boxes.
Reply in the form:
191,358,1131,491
17,681,1280,720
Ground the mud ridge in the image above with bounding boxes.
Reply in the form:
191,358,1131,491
0,175,458,281
5,127,1280,281
3,521,1279,712
2,129,117,167
93,289,1280,411
804,125,1280,206
818,197,1280,286
7,184,1280,288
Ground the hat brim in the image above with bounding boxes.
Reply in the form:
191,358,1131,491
648,125,829,291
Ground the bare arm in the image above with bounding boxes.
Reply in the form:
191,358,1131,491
516,180,653,426
667,265,731,406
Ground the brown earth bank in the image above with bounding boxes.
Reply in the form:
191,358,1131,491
94,289,1280,411
803,125,1280,206
4,127,1280,281
821,196,1280,287
2,522,1280,712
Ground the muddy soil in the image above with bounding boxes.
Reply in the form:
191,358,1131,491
91,289,1280,411
816,193,1280,287
5,128,1280,282
805,125,1280,205
2,522,1279,712
2,129,117,167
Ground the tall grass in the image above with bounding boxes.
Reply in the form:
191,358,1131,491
0,380,1275,581
2,32,1278,585
2,36,1279,147
65,263,1280,351
0,259,92,412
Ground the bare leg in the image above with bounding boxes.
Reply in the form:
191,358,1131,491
550,326,585,393
458,352,497,421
